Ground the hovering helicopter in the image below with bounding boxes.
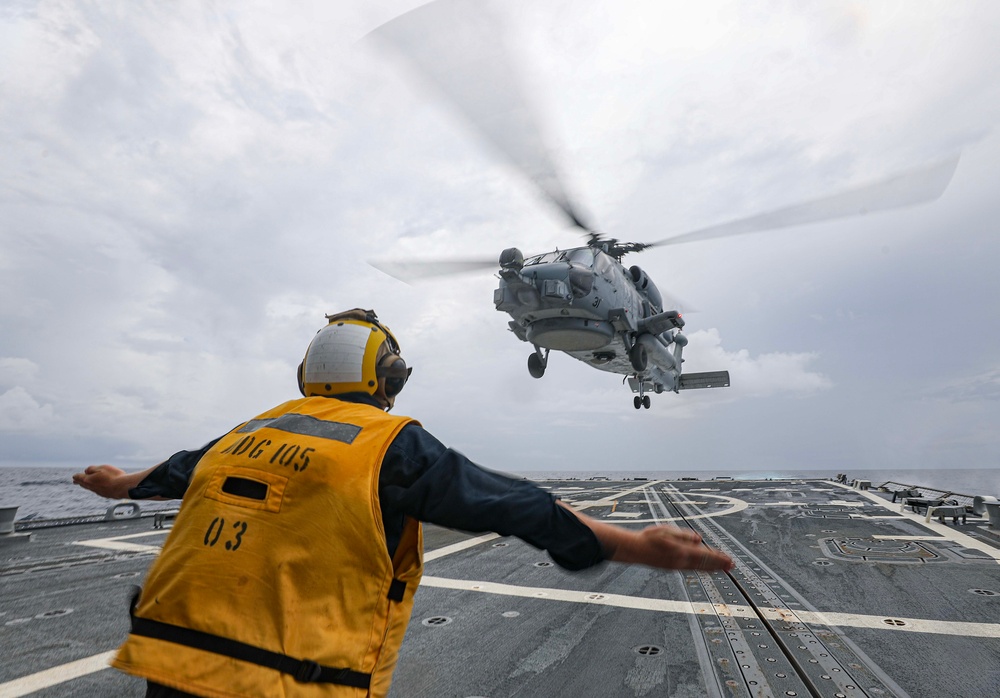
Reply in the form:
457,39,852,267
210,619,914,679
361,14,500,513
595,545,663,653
367,0,960,409
490,238,727,410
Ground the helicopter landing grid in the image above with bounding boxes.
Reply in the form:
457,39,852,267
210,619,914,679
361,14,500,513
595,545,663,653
3,479,1000,697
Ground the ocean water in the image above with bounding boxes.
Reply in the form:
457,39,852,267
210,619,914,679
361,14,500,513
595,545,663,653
0,466,179,521
1,465,998,522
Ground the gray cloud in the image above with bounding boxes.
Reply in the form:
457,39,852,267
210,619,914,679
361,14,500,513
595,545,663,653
2,0,999,474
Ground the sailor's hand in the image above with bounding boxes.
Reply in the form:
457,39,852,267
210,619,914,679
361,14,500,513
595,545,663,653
73,465,130,499
621,525,734,572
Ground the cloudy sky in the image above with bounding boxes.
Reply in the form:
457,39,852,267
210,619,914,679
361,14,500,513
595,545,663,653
2,0,998,476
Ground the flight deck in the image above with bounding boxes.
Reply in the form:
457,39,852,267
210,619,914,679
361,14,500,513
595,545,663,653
3,478,999,697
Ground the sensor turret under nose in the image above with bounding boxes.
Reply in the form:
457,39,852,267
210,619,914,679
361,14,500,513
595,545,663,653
500,247,524,271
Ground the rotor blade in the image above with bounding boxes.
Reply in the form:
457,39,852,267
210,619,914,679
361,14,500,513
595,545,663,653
658,291,699,316
366,0,593,233
649,154,960,248
369,257,498,282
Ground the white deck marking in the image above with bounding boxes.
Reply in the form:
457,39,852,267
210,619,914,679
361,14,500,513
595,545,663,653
72,529,167,553
594,518,684,524
421,576,715,615
649,490,749,522
0,650,116,698
424,533,500,562
754,501,862,507
421,576,1000,638
69,528,500,561
566,481,667,510
833,482,1000,563
790,610,1000,638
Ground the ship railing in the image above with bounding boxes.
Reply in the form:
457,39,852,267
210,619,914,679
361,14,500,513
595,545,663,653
878,481,976,511
13,507,177,531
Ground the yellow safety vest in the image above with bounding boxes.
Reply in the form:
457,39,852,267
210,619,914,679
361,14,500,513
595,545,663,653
113,397,422,698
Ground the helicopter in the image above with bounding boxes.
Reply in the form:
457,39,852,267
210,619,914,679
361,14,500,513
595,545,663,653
490,238,727,410
367,0,960,409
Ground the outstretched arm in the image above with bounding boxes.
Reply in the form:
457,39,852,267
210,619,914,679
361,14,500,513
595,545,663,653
72,465,164,500
561,502,734,572
72,439,220,501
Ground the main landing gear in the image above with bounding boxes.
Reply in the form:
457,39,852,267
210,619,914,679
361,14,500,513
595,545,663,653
633,394,650,410
527,346,549,378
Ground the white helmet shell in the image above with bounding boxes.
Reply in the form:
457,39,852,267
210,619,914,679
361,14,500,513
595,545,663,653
298,309,408,401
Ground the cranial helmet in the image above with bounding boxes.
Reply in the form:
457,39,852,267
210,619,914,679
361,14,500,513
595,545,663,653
298,309,412,409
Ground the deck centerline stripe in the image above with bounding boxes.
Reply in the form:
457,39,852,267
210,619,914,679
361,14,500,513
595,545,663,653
419,575,1000,638
424,533,500,562
0,650,116,698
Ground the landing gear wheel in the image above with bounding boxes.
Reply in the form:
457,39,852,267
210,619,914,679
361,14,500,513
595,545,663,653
629,343,647,372
642,395,651,409
633,396,642,410
527,352,545,379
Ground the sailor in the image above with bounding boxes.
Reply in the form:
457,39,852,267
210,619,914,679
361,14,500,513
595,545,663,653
74,308,733,698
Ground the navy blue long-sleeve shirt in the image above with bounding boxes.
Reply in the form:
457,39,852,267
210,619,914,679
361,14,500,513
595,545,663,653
129,397,604,571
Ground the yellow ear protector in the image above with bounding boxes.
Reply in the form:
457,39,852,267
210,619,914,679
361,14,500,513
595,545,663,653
367,311,412,397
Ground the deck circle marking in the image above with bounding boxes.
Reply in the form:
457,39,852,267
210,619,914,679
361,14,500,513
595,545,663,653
651,492,749,522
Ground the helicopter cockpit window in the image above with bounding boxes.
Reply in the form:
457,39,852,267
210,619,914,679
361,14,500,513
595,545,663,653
591,251,612,274
564,248,595,267
524,251,561,266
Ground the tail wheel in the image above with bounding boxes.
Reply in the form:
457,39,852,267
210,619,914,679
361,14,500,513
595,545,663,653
629,343,647,371
527,352,545,379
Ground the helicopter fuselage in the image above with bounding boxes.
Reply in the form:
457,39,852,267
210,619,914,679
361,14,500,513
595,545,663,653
494,245,692,400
